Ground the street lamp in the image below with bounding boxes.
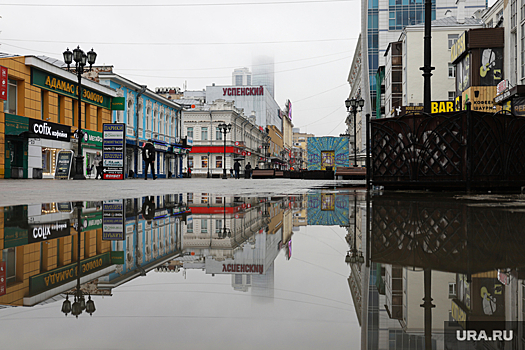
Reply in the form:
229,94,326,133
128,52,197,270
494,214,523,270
345,97,365,167
219,197,232,239
345,195,364,266
262,141,270,169
63,46,97,180
61,202,96,317
217,123,232,179
207,152,211,178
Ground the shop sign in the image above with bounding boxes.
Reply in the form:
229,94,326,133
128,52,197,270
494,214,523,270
83,212,103,231
102,123,125,180
0,66,7,101
498,269,509,285
451,31,467,63
223,86,264,96
110,251,125,265
29,252,111,295
513,97,525,116
55,150,74,179
4,227,28,248
31,68,112,109
28,220,70,244
497,79,509,94
102,200,125,240
0,262,6,296
29,119,70,142
73,129,103,148
222,263,264,274
111,97,125,110
462,86,497,112
5,114,29,135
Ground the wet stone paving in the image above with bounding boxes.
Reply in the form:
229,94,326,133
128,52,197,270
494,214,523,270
0,184,525,349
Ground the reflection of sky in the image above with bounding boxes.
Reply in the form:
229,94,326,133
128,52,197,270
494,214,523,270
0,225,357,349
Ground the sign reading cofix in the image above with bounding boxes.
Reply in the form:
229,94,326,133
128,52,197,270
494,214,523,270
29,119,70,142
28,220,70,243
0,66,7,101
102,123,125,180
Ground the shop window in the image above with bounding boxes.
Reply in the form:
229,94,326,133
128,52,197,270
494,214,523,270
201,155,208,169
188,156,194,168
4,79,17,115
216,155,222,169
215,219,222,233
201,219,208,233
2,247,16,285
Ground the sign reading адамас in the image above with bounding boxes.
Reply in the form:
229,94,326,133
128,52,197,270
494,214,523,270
31,68,112,109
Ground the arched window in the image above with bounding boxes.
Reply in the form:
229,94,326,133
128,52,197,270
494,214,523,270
127,99,134,126
171,116,175,137
146,107,151,130
153,110,157,132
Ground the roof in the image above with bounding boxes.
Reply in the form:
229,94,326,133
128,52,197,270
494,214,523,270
408,16,483,28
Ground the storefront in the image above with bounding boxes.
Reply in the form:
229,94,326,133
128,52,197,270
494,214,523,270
72,129,103,179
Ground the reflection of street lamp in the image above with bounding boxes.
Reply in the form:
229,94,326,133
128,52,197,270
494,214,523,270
61,202,96,317
345,97,364,167
207,152,211,178
219,197,232,239
63,46,97,180
345,195,364,265
218,123,232,179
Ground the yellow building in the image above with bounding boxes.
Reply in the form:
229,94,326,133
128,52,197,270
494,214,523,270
0,202,113,306
292,130,314,170
0,55,116,179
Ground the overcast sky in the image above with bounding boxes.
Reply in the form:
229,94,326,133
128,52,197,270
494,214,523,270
0,0,361,136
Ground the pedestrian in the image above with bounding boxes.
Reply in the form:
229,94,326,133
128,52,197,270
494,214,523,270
245,162,252,179
142,139,157,180
234,160,241,179
188,167,192,178
230,167,234,178
142,196,155,223
95,160,103,179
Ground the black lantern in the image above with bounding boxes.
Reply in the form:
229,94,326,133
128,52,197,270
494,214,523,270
345,97,365,167
218,123,232,179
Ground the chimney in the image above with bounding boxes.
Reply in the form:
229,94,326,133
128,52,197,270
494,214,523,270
456,0,465,24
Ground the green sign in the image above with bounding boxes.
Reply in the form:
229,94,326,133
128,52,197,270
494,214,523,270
110,251,125,265
31,68,112,109
73,129,103,148
111,97,125,110
3,226,28,248
29,252,111,296
5,114,28,135
83,212,103,231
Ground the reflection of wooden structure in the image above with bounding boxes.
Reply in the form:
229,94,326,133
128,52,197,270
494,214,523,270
370,110,525,190
371,193,525,274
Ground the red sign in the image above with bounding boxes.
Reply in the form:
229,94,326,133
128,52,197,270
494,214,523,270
247,152,251,156
103,173,124,180
0,66,7,101
497,80,508,95
0,262,6,296
498,269,509,285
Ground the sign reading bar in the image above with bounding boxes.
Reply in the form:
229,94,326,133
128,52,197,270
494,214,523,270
102,123,125,180
0,66,7,101
55,150,74,179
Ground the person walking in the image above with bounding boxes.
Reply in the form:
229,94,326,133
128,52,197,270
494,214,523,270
245,162,252,179
234,160,241,179
142,196,156,223
95,160,103,179
142,139,157,180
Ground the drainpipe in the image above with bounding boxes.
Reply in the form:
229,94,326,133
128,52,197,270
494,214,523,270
135,85,147,178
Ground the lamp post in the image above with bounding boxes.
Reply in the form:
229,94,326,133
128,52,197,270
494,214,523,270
262,141,270,169
207,152,211,178
345,97,365,167
61,202,96,317
219,197,232,239
218,123,232,179
63,46,97,180
345,195,364,266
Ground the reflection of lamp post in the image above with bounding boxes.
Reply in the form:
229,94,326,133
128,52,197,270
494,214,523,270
61,202,96,317
207,152,211,178
219,196,232,239
63,47,97,180
345,195,364,265
218,123,232,179
345,98,364,167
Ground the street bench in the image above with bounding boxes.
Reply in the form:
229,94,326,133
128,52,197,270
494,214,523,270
335,167,366,179
252,169,275,179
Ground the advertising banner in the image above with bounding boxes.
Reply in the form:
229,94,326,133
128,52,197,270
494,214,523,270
55,150,74,179
102,200,125,240
29,119,70,142
102,123,125,180
0,66,7,101
27,220,70,244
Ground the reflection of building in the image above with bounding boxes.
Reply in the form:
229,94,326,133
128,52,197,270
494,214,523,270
0,202,114,306
97,195,189,290
307,192,349,226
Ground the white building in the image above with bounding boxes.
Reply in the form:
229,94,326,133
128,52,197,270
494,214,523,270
183,99,267,177
232,67,252,86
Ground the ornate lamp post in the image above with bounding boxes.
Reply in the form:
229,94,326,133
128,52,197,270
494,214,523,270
217,123,232,179
345,97,365,167
345,195,364,265
219,197,232,239
63,46,97,180
262,141,270,169
61,202,96,317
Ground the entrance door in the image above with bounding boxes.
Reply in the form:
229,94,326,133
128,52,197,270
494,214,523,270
6,137,25,178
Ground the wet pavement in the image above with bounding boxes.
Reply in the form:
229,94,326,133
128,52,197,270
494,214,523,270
0,182,524,349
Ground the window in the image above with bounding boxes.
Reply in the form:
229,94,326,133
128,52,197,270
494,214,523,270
247,76,251,85
201,219,208,233
201,193,209,203
448,91,455,101
215,196,222,204
3,247,16,284
188,156,194,168
216,155,222,169
448,63,455,78
215,219,222,233
187,220,193,233
216,127,222,140
202,155,208,168
187,193,193,203
127,100,134,126
4,79,17,114
235,75,242,85
448,34,459,49
187,127,193,138
448,282,457,298
201,127,208,140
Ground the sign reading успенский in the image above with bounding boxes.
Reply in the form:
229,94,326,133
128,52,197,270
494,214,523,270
31,68,112,109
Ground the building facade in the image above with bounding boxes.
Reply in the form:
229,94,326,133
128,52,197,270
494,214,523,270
0,55,116,180
252,55,275,98
306,137,349,171
232,68,252,86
